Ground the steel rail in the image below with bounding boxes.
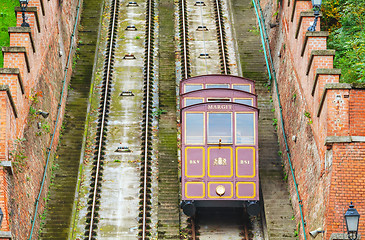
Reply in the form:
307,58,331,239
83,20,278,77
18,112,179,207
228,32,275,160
191,217,196,240
214,0,228,74
88,0,118,238
142,0,154,237
181,0,189,79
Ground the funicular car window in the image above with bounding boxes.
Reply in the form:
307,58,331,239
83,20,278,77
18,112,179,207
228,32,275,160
185,84,203,93
206,84,229,89
185,98,204,107
234,98,253,106
235,113,255,144
207,113,232,144
185,113,204,144
233,84,251,92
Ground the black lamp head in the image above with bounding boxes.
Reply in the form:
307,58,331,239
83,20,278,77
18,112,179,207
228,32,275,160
19,0,29,9
37,110,49,119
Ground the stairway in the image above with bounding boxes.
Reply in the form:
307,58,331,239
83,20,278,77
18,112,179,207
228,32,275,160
39,0,104,238
230,0,297,239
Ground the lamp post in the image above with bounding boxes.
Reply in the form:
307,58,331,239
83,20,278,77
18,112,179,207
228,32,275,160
19,0,30,27
344,202,360,240
307,0,322,32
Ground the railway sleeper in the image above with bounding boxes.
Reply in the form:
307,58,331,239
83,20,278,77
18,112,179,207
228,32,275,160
140,167,152,173
139,176,152,183
138,212,151,218
86,211,100,218
87,199,100,205
84,231,97,239
87,205,100,212
138,217,152,224
138,224,151,230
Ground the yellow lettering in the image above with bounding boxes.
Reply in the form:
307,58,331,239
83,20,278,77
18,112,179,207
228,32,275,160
240,160,250,165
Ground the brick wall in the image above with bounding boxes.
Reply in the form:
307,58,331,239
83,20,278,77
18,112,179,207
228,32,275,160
0,0,80,239
260,0,365,239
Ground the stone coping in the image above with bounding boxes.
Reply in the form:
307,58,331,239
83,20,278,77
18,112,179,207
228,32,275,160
39,0,45,16
0,161,13,175
301,31,329,57
0,68,25,94
0,231,12,239
330,233,361,240
311,68,341,96
8,27,35,53
295,11,323,39
317,83,365,117
14,7,40,33
290,0,311,21
306,49,335,75
1,47,30,73
0,85,18,118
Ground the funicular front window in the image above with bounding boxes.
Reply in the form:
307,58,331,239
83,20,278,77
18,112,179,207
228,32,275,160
185,98,204,107
236,113,255,145
234,98,253,106
233,84,251,92
208,113,232,144
185,84,203,93
206,84,229,89
185,113,204,144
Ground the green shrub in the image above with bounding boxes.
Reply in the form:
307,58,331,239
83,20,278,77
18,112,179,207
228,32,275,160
0,0,18,67
322,0,365,83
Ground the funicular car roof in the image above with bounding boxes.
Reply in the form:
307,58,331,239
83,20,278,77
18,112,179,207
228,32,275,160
180,74,256,93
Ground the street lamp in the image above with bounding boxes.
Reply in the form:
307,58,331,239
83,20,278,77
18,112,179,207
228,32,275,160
19,0,30,27
307,0,322,32
36,110,49,119
344,202,360,240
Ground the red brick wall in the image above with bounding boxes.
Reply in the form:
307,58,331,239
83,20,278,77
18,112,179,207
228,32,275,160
350,90,365,136
0,0,80,239
260,0,365,239
326,143,365,236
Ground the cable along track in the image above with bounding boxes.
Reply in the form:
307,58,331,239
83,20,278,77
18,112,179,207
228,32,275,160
84,0,155,238
213,0,230,74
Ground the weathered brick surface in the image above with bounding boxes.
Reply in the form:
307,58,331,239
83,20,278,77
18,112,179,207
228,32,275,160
260,0,365,239
350,90,365,136
326,143,365,236
0,0,80,239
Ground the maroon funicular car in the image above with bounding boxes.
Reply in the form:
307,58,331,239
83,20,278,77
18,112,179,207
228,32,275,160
180,75,260,216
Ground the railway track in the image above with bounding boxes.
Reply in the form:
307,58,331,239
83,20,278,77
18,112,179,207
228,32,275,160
85,0,120,238
140,0,155,237
84,0,155,238
180,0,230,76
